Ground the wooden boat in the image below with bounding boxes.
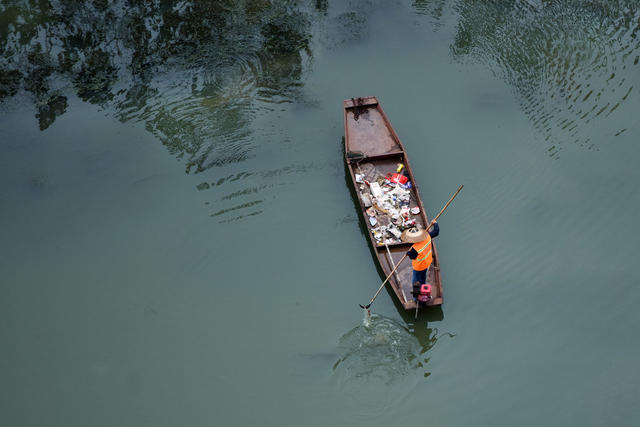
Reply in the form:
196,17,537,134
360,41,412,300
343,96,443,310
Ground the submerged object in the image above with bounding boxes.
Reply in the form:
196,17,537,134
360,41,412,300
344,96,443,309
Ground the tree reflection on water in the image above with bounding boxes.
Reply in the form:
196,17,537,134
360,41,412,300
1,0,312,171
5,1,638,167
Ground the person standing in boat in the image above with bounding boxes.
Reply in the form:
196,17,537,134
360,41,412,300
401,222,440,291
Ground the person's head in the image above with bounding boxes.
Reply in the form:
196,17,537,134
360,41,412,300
401,225,429,243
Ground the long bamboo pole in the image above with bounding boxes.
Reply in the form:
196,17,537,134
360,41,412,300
359,253,408,309
385,243,407,302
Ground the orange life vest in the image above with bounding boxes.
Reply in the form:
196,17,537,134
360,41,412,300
411,236,432,271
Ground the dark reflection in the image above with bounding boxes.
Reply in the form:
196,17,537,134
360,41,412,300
315,0,328,15
400,305,450,378
197,162,320,222
36,94,67,130
0,0,312,165
210,200,263,217
448,0,640,156
409,322,447,378
413,0,447,27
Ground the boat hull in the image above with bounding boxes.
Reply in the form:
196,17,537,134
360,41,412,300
344,96,443,309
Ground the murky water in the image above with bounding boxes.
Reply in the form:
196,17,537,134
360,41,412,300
2,1,640,426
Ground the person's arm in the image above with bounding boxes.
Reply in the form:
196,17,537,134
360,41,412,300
428,222,439,238
406,247,418,259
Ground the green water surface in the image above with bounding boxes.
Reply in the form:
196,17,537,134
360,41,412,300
1,1,640,426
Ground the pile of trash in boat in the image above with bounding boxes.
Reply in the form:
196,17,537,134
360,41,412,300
355,162,421,246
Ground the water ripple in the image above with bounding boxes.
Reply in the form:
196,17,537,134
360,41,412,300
332,313,443,385
197,161,325,223
451,1,640,156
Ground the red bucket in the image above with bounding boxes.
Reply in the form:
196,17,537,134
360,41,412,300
417,284,432,302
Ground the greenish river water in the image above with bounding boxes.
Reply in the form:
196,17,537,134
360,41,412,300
2,1,640,426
